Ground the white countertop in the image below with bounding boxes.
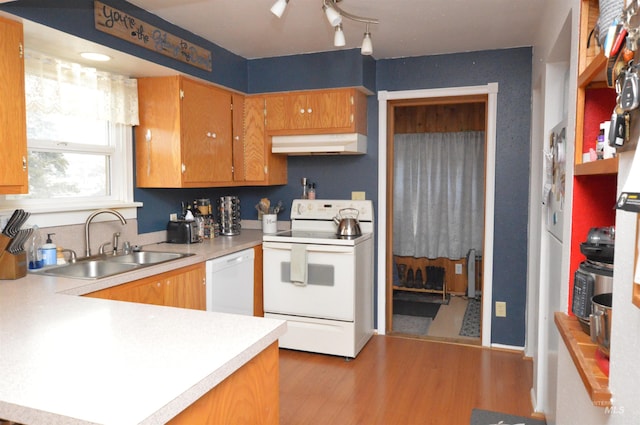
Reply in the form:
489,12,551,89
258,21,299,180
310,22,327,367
0,230,287,425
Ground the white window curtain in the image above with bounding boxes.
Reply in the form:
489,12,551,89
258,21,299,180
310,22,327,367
24,50,139,126
393,131,485,260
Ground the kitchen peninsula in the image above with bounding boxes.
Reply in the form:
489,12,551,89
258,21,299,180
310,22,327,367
0,230,286,425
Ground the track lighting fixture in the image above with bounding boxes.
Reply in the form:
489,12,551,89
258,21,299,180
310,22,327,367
270,0,289,18
269,0,379,55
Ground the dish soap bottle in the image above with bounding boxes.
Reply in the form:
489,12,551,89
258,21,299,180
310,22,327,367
41,233,57,266
28,226,43,270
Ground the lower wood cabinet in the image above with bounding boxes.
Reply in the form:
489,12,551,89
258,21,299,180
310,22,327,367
86,263,206,310
167,341,279,425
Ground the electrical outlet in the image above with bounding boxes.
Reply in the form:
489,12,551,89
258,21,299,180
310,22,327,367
351,191,366,200
169,213,178,221
455,263,463,274
495,301,507,317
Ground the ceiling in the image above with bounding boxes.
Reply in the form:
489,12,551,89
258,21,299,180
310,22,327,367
16,0,546,78
124,0,545,60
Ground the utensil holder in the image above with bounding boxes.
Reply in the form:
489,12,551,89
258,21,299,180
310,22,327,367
0,234,27,280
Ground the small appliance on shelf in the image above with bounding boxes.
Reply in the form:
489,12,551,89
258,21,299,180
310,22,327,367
572,226,614,334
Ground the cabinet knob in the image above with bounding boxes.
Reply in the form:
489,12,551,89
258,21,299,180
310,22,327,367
307,108,312,114
234,135,240,141
22,156,27,170
300,108,305,114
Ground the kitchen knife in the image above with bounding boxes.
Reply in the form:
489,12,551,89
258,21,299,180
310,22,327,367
2,209,21,237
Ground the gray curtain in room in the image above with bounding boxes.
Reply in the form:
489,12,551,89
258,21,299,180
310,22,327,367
393,131,485,259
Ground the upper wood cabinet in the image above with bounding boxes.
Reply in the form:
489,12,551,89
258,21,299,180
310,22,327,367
85,263,206,310
264,88,367,136
243,96,287,185
135,76,234,188
0,16,28,194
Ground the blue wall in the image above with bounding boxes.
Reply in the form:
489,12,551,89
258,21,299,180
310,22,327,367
377,49,533,346
1,1,532,346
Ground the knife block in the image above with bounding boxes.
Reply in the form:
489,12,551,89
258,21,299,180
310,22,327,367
0,234,27,280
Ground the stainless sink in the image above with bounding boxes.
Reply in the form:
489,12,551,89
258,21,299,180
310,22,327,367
105,251,186,265
36,251,194,280
40,260,139,280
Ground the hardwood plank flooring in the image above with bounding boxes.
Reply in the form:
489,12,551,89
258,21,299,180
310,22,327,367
279,335,534,425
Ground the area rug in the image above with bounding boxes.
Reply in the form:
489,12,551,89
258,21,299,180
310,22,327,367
393,298,441,318
394,290,450,305
393,314,432,336
459,297,481,337
470,408,546,425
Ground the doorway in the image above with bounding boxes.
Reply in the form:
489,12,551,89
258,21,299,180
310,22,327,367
377,84,498,347
388,98,486,344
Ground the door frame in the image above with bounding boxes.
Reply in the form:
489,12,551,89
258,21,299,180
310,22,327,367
377,83,498,347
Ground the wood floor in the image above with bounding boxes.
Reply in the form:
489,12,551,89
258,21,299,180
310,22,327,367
279,335,534,425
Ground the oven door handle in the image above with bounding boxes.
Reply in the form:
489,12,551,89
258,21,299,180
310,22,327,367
263,242,354,254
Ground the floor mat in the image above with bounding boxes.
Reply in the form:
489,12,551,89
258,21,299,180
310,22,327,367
393,299,440,318
470,408,546,425
392,314,432,336
393,290,450,305
459,297,481,337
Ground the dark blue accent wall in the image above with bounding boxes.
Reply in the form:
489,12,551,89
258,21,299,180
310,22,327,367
248,48,376,93
0,0,247,91
377,49,532,346
2,0,532,346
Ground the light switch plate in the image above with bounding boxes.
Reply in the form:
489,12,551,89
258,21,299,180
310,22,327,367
351,191,366,200
455,263,463,274
495,301,507,317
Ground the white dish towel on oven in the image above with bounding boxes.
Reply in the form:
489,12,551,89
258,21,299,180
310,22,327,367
290,244,308,286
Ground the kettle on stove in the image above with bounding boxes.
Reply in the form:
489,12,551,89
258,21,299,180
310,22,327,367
333,208,362,237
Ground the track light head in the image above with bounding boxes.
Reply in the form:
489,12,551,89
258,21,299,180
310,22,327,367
361,26,373,55
334,24,346,47
323,3,342,27
270,0,289,18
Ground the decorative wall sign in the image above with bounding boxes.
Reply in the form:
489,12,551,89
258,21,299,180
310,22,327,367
94,1,212,72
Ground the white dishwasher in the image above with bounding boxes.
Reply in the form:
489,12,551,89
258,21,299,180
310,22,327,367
206,248,255,316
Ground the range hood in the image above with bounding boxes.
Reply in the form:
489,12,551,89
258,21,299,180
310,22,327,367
271,133,367,155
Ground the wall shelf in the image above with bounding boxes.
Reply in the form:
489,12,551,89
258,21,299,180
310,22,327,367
574,157,619,176
555,312,611,407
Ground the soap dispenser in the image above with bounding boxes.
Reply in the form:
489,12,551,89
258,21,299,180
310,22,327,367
41,233,57,266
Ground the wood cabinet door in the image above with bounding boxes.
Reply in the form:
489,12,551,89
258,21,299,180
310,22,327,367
0,17,28,194
135,76,183,188
243,96,288,185
243,96,267,182
86,277,164,305
307,90,353,130
283,93,309,130
164,263,206,310
181,78,233,184
86,263,206,310
231,93,245,182
264,95,286,131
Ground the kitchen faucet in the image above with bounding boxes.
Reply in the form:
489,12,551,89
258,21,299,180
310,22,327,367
84,209,127,257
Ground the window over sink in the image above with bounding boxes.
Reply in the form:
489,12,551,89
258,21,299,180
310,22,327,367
0,50,141,226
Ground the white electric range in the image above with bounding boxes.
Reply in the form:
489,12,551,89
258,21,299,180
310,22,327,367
262,199,374,358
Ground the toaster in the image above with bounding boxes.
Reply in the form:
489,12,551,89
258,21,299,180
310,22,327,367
167,220,200,244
